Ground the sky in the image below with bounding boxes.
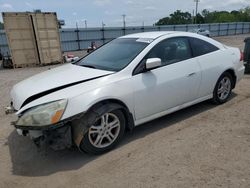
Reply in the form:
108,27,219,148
0,0,249,28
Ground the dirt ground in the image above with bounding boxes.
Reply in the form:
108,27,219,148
0,34,250,188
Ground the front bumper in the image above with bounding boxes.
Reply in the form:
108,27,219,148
14,122,73,151
12,113,84,150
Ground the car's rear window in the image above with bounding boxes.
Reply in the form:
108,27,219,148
190,37,219,57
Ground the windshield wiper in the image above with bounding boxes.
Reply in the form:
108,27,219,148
81,64,96,69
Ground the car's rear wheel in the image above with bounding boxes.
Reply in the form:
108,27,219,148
80,109,125,154
212,72,233,104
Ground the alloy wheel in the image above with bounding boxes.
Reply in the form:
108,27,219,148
217,76,231,101
88,113,121,148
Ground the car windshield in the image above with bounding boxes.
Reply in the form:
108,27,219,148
76,38,150,71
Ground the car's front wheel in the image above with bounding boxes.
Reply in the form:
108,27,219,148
80,109,125,154
212,72,233,104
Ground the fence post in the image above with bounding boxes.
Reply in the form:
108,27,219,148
122,27,126,36
101,28,105,45
227,23,229,35
209,24,211,36
218,23,220,36
235,22,237,35
141,25,145,32
242,22,244,34
76,28,80,50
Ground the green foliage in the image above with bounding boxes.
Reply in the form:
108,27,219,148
156,7,250,25
196,13,204,24
155,10,192,25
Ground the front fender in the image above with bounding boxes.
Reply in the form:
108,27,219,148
61,80,134,121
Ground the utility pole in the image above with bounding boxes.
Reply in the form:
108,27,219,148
102,21,105,29
192,9,195,24
76,21,78,29
122,14,126,35
194,0,200,24
84,20,87,28
122,14,126,28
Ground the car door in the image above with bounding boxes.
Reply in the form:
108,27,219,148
189,37,221,98
132,37,202,120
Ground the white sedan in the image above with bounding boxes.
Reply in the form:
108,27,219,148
7,31,245,154
190,28,210,37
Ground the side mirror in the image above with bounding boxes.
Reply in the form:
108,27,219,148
145,58,162,71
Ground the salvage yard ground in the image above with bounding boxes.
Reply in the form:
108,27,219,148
0,34,250,188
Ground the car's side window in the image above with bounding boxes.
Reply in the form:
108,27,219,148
190,37,219,57
146,37,192,66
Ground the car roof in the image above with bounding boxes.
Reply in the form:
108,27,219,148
119,31,180,39
119,31,224,49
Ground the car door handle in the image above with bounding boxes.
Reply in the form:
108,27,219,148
187,72,196,77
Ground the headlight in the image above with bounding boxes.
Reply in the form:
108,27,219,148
16,99,67,127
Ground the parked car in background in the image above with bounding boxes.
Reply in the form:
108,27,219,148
64,54,80,62
190,28,210,37
6,31,245,154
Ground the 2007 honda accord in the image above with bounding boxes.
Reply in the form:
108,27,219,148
6,31,245,154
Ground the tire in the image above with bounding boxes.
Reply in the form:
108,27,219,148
212,72,233,104
80,109,126,154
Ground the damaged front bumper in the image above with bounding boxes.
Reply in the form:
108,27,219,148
12,112,88,151
13,120,73,151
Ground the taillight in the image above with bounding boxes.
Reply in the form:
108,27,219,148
240,51,244,61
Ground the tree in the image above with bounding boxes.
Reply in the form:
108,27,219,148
155,10,192,25
196,13,205,24
155,7,250,26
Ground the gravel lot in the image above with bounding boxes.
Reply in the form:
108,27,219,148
0,34,250,188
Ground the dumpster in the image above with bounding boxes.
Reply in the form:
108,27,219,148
244,37,250,73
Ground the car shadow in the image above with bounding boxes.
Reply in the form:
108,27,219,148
7,93,237,177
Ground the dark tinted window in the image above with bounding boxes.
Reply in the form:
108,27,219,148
146,37,192,66
190,37,219,57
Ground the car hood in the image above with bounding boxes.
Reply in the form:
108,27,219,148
11,63,113,110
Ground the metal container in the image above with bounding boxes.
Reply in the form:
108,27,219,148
2,12,62,68
244,37,250,73
32,12,62,65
